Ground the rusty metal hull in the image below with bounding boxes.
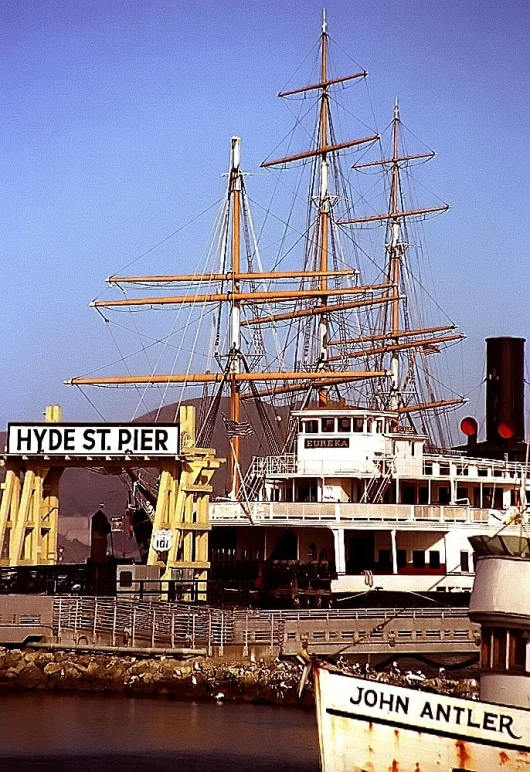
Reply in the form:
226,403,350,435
314,667,530,771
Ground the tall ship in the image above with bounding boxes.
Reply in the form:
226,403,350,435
67,13,528,605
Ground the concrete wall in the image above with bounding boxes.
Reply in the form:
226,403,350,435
0,595,53,644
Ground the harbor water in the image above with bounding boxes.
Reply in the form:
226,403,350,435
0,692,319,771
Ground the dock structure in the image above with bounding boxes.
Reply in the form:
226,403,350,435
0,405,63,567
0,406,223,593
2,595,476,660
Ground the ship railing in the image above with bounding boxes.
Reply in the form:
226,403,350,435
241,606,471,621
247,455,297,477
210,501,492,524
248,452,528,481
246,454,394,477
423,453,528,481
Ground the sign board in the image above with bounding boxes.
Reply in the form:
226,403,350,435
305,438,350,449
7,423,180,457
152,529,173,553
316,669,530,754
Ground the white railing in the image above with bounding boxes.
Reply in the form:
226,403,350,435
54,597,471,655
248,455,296,477
247,451,529,484
423,453,528,481
210,501,492,525
54,597,288,651
246,454,394,477
54,597,237,650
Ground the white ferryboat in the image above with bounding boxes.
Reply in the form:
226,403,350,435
210,392,529,600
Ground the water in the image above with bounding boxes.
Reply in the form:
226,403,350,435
0,692,319,771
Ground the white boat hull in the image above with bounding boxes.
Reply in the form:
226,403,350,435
314,667,530,771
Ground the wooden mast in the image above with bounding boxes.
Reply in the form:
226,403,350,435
90,283,393,308
229,137,242,498
106,269,357,284
329,324,460,347
68,17,468,493
73,20,386,399
258,12,380,411
335,100,462,425
318,10,330,405
389,99,402,412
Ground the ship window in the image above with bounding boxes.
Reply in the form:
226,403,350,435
492,628,507,670
402,486,415,504
378,549,391,567
482,628,528,672
460,551,470,572
375,420,383,433
338,417,351,433
509,629,527,672
424,463,433,475
322,418,335,433
270,487,281,502
411,443,415,456
412,551,425,569
437,487,450,504
297,483,317,503
353,418,364,432
478,468,488,477
429,551,441,569
303,420,318,433
481,628,492,669
457,487,469,503
397,550,407,568
119,571,133,588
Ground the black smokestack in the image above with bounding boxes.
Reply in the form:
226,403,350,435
486,337,525,444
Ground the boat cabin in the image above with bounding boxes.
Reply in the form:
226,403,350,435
210,408,529,604
469,535,530,709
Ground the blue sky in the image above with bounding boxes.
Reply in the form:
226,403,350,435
1,0,529,437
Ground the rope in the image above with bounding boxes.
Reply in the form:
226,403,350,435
98,196,224,287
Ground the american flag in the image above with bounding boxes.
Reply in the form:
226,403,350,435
222,414,254,438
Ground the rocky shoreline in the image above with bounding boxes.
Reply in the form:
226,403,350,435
0,646,478,706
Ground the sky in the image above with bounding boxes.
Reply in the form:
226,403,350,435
1,0,530,437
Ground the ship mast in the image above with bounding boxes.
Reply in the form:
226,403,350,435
338,102,465,428
318,9,330,400
389,99,403,412
67,16,467,490
259,14,382,406
229,136,242,497
68,125,391,493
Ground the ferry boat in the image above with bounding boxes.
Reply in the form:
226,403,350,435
314,533,530,769
65,12,529,605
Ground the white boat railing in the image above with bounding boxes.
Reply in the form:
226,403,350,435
210,501,493,525
247,453,528,482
